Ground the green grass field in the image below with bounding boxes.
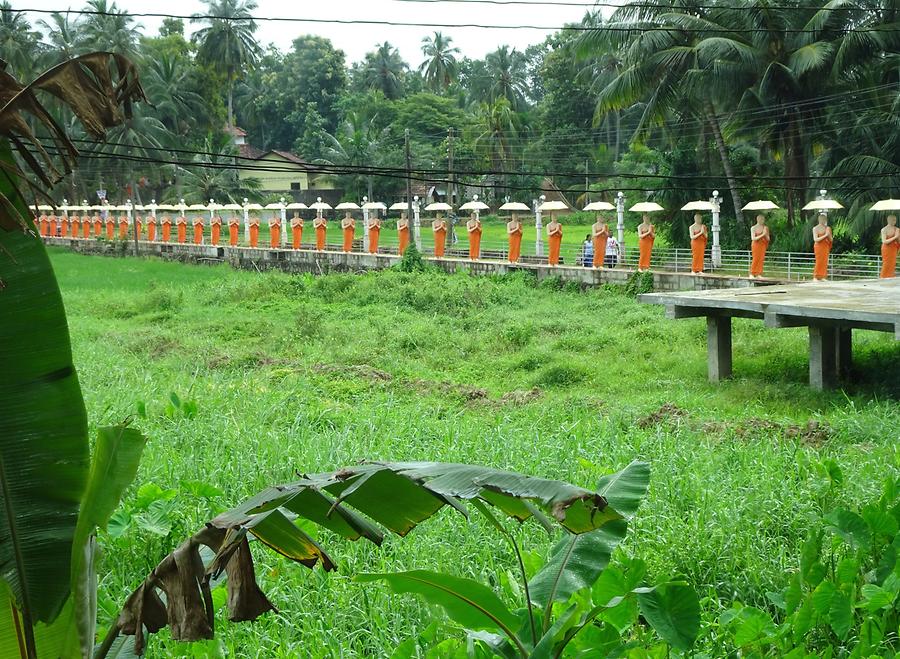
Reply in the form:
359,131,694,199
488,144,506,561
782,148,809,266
51,248,899,657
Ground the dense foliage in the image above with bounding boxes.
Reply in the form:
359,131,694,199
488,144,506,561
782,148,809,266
3,0,897,249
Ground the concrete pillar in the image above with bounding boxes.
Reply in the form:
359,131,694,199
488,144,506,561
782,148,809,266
242,197,250,243
616,192,625,264
809,325,837,390
710,190,722,269
279,197,287,247
413,195,422,250
835,327,852,380
534,194,544,258
707,315,732,382
362,196,370,252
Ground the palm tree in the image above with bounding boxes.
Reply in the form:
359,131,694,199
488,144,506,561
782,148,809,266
361,42,407,100
475,98,522,195
191,0,262,127
419,32,460,93
0,2,42,80
485,46,529,111
79,0,139,58
143,55,207,135
318,111,384,200
173,135,261,202
37,11,83,65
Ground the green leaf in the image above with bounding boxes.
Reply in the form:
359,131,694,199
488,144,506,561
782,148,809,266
357,570,519,637
792,596,816,643
825,509,871,550
835,558,859,586
180,481,224,499
528,520,629,608
800,532,822,585
134,499,176,536
859,584,894,612
811,580,836,615
246,509,335,569
530,604,580,659
733,607,776,647
637,583,700,652
133,483,177,510
862,506,898,539
828,590,853,639
0,146,90,628
106,509,131,539
784,574,803,614
594,461,651,518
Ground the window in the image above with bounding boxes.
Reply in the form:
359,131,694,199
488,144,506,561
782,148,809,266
290,182,301,191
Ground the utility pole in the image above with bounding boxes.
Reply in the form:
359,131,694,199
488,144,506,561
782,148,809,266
585,158,590,205
405,129,414,247
447,127,457,245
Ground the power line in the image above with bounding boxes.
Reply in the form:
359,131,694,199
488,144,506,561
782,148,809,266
12,7,900,34
394,0,865,11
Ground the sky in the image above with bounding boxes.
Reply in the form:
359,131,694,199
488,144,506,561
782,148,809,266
20,0,604,65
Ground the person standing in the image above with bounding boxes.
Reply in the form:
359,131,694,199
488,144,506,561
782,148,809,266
605,235,619,268
507,214,524,263
689,213,708,274
812,213,832,281
341,211,356,252
581,234,593,267
432,214,447,257
547,214,563,266
637,214,655,272
466,213,482,260
880,214,898,278
397,212,410,256
591,216,609,268
749,215,770,278
368,215,382,254
290,212,304,249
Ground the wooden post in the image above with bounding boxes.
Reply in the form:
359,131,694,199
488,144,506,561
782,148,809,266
707,315,732,382
809,325,837,390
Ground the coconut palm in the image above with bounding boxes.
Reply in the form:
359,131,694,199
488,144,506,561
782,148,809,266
0,2,42,80
37,11,84,65
475,98,522,194
172,135,261,202
191,0,262,127
79,0,140,58
360,42,407,100
485,46,529,111
318,111,385,200
419,32,460,93
142,54,207,135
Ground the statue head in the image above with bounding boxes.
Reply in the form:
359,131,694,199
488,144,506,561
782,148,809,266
755,214,766,225
817,213,828,225
693,213,703,224
887,214,897,226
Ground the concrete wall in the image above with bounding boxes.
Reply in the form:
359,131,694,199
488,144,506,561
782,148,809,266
44,237,775,292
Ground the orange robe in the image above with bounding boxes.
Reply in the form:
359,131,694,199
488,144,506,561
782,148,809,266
813,234,832,279
368,224,381,253
228,222,240,246
193,221,204,244
750,235,768,276
433,225,446,257
161,220,172,242
135,217,142,240
93,217,102,236
48,216,58,237
119,217,129,240
342,224,354,252
468,226,482,260
291,222,303,249
270,222,281,248
690,233,707,273
83,218,92,239
105,218,115,240
61,217,70,237
249,222,259,248
71,217,81,237
508,228,523,263
210,221,221,246
177,220,187,244
147,219,157,242
315,222,326,250
39,216,48,237
548,230,562,266
638,232,654,270
592,234,608,268
881,238,898,278
398,224,410,255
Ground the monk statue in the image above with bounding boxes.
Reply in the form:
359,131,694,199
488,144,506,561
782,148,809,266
432,214,447,257
507,213,524,263
637,214,655,272
192,215,204,244
210,214,222,245
290,211,304,249
269,214,282,248
466,212,482,260
812,213,832,281
547,214,563,266
368,215,382,254
689,213,708,274
314,213,327,251
248,215,260,248
341,211,355,252
118,213,129,240
176,214,188,244
397,211,410,255
880,214,898,279
749,214,770,278
591,215,609,268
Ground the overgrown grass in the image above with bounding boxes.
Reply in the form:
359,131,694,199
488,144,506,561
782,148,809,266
50,248,899,657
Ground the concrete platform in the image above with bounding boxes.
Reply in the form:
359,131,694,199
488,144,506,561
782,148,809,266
641,279,900,389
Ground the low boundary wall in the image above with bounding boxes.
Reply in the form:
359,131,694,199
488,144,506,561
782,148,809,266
44,237,783,292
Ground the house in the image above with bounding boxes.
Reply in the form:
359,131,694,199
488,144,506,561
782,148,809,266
226,126,341,204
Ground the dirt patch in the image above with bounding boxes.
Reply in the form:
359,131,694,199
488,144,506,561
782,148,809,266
785,419,833,446
412,379,489,401
703,417,832,446
312,363,393,381
499,388,544,405
636,403,688,429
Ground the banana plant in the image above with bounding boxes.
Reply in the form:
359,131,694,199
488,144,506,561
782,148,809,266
361,461,702,657
0,52,148,659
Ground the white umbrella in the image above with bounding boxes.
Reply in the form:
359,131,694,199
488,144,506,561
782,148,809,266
245,203,264,211
802,199,843,211
132,205,145,212
187,203,208,211
869,199,900,212
35,204,54,211
538,200,569,212
335,202,360,210
389,201,411,211
220,203,243,211
155,204,178,211
499,201,531,211
362,201,387,210
629,202,665,213
286,202,308,210
310,199,332,211
583,201,615,211
460,200,490,211
742,200,780,211
110,205,129,212
264,202,285,210
424,202,453,212
680,200,716,212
